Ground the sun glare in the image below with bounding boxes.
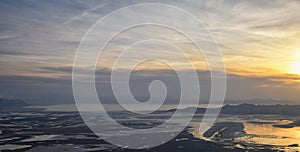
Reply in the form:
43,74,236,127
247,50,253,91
291,61,300,74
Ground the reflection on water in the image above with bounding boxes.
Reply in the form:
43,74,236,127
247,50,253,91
243,123,300,146
190,115,300,151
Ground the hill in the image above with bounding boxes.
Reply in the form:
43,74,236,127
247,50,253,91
166,103,300,116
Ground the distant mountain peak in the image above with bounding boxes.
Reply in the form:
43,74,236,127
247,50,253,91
0,97,29,109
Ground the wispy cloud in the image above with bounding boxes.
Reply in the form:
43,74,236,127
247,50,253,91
0,0,300,104
63,2,108,25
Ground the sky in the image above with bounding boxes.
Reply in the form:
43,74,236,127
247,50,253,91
0,0,300,105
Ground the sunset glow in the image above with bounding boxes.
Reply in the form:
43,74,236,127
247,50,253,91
291,61,300,74
2,1,300,152
0,0,300,103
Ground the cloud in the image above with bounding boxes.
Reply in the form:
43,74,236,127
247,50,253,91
0,0,300,104
0,66,299,105
63,2,109,25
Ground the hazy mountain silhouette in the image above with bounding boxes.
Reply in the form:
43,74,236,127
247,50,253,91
167,103,300,116
0,98,29,107
0,98,44,112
